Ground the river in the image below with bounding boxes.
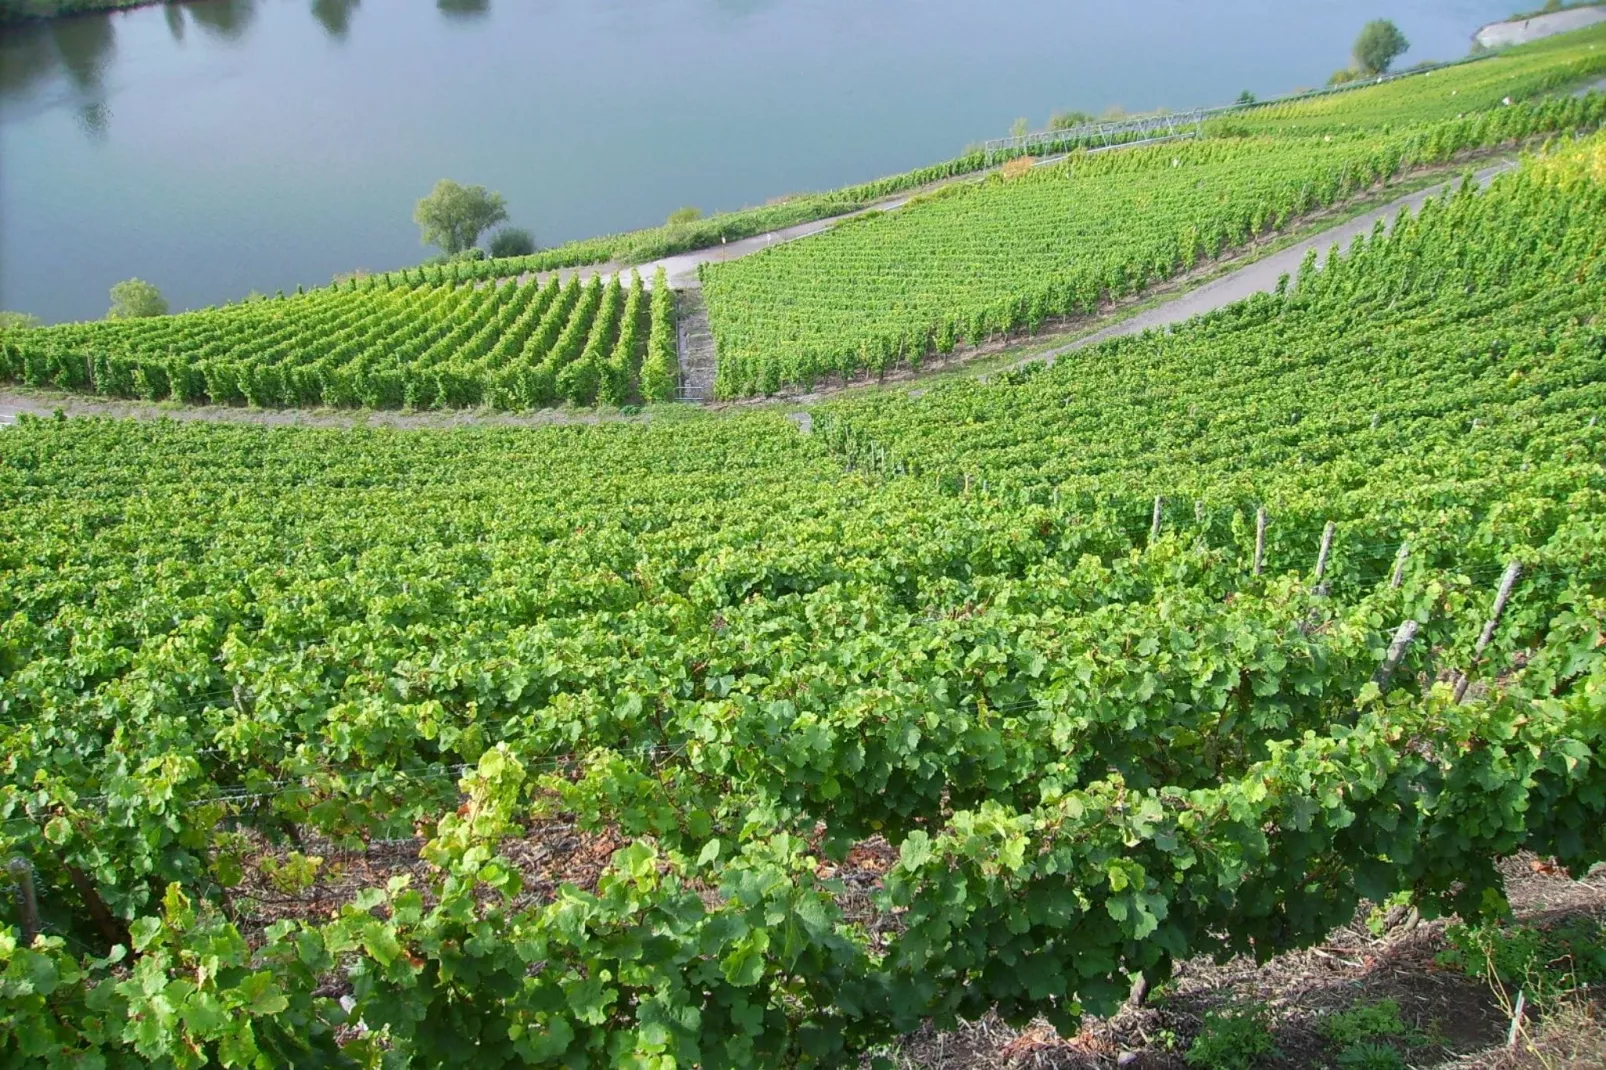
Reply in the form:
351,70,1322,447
0,0,1528,323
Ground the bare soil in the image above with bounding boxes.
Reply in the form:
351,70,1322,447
874,855,1606,1069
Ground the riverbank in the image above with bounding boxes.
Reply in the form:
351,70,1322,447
0,0,162,25
381,21,1606,296
0,0,1573,322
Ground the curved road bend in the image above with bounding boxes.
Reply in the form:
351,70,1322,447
1044,161,1515,361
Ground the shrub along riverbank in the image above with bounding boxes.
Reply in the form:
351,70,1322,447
0,0,158,23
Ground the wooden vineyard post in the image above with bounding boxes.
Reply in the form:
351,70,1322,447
1254,507,1267,577
6,856,40,945
1313,522,1336,585
1391,542,1409,589
1452,561,1523,703
1151,496,1165,543
1372,620,1418,695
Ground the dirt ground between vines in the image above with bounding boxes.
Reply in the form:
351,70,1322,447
875,855,1606,1070
233,823,1605,1068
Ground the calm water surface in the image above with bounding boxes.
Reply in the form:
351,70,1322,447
1,0,1525,322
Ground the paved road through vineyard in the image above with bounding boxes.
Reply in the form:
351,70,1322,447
1045,160,1517,361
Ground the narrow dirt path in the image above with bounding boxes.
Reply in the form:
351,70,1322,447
674,290,717,401
0,392,648,430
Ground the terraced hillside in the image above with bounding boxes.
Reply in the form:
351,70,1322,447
3,128,1604,1067
1220,20,1606,133
702,91,1605,398
812,138,1606,517
8,24,1606,415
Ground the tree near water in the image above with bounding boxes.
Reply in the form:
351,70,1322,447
0,311,41,330
107,279,168,319
413,179,508,256
1353,19,1409,76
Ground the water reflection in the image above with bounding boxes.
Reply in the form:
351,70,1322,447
0,26,60,103
438,0,491,23
77,100,111,141
184,0,259,44
51,15,115,95
311,0,361,41
0,17,116,133
165,4,187,42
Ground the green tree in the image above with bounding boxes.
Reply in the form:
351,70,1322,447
1236,90,1256,105
1010,116,1029,139
488,227,537,258
0,310,41,330
413,179,508,256
107,278,168,319
1353,19,1409,76
1049,110,1094,131
666,206,702,227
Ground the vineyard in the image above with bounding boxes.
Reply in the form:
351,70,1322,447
3,127,1605,1066
0,269,680,410
701,93,1606,398
1216,19,1606,133
337,18,1606,287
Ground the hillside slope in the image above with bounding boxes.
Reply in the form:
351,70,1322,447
4,132,1605,1066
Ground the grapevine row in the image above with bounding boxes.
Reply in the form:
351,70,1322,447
702,95,1606,397
0,270,658,411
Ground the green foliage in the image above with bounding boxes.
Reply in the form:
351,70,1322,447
666,206,703,227
1186,1006,1278,1069
487,226,537,258
1321,1000,1409,1046
1236,90,1256,105
4,135,1606,1066
640,267,679,401
413,178,509,256
4,53,1606,1070
1,268,666,410
704,93,1606,397
106,277,167,320
1049,109,1096,130
0,311,41,330
1336,1041,1407,1070
1353,20,1411,76
1216,23,1606,134
1437,916,1606,1008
